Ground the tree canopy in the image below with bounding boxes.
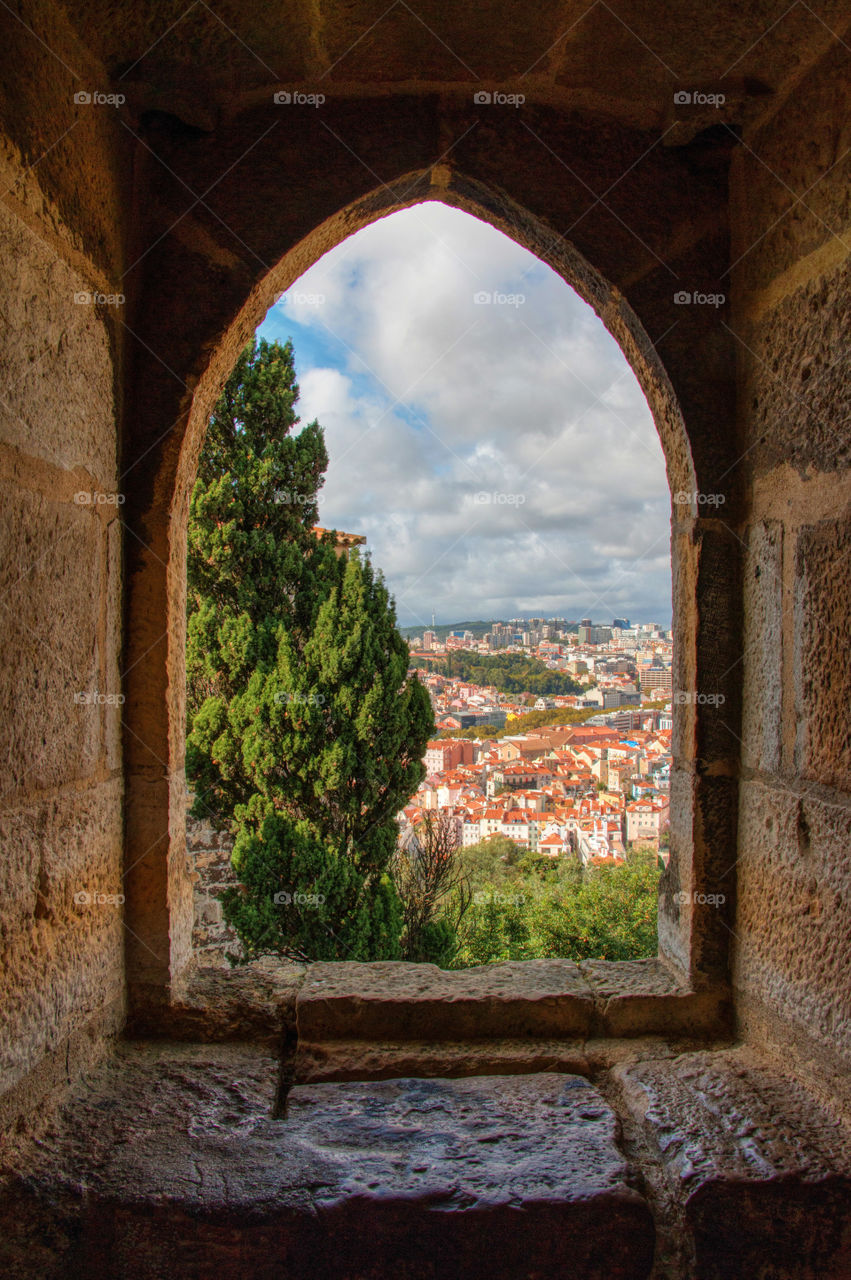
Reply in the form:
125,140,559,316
430,650,582,696
186,337,433,962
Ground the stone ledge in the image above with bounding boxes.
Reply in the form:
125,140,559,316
296,958,730,1044
129,959,305,1047
126,956,729,1054
0,1043,654,1280
3,1041,851,1277
297,958,594,1039
293,1034,724,1085
296,1036,593,1083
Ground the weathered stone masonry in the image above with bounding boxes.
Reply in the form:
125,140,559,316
0,2,850,1274
186,812,239,960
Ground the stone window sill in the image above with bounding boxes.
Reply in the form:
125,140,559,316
157,957,731,1083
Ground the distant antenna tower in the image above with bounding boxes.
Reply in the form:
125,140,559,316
432,610,436,628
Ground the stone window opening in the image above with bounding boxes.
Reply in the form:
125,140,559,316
116,183,742,1090
122,177,741,1071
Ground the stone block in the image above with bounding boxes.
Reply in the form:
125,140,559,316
0,202,118,485
618,1047,851,1279
741,520,783,774
692,523,742,768
740,258,851,477
321,0,566,83
0,482,104,795
794,513,851,791
194,895,222,927
297,959,596,1040
733,38,851,301
0,779,124,1098
579,959,728,1038
734,779,851,1063
294,1037,594,1083
0,1043,654,1280
103,515,123,772
148,961,304,1046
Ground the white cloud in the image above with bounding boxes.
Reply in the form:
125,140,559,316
265,202,671,628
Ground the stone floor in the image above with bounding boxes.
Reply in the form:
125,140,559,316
2,1039,851,1278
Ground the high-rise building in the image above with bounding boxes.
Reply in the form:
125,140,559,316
642,667,673,694
578,624,612,645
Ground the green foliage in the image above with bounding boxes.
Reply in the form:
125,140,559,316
445,841,660,967
186,337,334,813
457,896,533,966
525,848,661,962
431,651,581,696
437,699,669,741
439,705,600,740
221,812,402,963
234,552,433,872
404,917,458,967
186,337,433,962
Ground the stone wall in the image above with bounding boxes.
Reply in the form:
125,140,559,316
728,38,851,1099
185,813,239,962
0,10,130,1120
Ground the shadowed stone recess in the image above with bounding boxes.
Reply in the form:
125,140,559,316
0,1043,654,1280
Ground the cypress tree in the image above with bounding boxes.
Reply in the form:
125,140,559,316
186,337,433,961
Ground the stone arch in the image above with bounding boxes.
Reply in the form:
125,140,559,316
177,169,697,511
123,163,738,1024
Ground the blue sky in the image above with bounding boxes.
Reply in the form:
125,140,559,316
256,203,671,631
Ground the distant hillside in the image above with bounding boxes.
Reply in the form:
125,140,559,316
400,620,496,641
438,698,671,740
401,619,581,642
429,650,582,696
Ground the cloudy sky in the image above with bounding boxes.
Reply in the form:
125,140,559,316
257,203,671,632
